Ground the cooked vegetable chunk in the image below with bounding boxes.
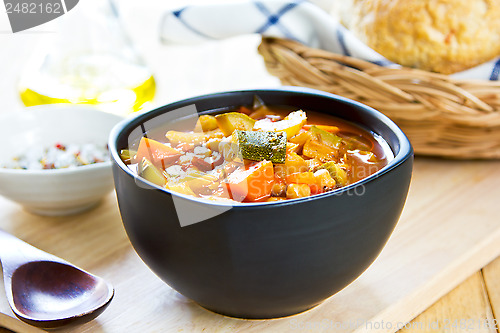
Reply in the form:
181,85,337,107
224,160,274,202
135,137,181,169
308,125,342,149
235,130,287,164
315,161,348,186
273,152,308,178
286,172,316,185
314,169,336,189
137,158,168,187
215,112,256,136
120,149,137,164
302,140,337,162
186,173,219,195
289,131,314,147
253,110,307,138
286,183,311,199
194,115,218,132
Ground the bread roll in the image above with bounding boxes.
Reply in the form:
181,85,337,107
331,0,500,74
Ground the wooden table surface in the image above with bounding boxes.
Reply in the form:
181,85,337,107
1,2,500,332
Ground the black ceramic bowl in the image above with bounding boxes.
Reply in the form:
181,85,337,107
109,87,413,319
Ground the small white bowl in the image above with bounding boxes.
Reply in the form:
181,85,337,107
0,105,123,216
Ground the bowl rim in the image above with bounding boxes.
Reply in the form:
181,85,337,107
0,105,122,176
109,87,413,209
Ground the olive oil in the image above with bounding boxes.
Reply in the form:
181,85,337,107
20,75,155,114
19,55,156,114
18,0,156,115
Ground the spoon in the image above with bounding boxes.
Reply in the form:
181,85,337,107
0,229,114,328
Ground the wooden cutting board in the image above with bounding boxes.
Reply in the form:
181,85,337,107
0,156,499,333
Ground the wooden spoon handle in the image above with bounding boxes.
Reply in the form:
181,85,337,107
0,230,65,273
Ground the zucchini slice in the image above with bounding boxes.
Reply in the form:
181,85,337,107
235,130,287,164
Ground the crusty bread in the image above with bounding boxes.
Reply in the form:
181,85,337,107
331,0,500,74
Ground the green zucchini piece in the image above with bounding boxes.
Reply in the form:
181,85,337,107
235,130,287,164
308,125,342,149
315,161,348,186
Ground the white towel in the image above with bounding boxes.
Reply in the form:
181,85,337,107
159,0,500,81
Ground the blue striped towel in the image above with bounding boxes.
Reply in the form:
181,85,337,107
160,0,500,81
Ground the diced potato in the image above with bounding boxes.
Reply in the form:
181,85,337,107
137,158,168,187
286,183,311,199
286,172,316,185
194,115,218,132
314,169,336,189
215,112,256,136
302,140,338,162
315,161,348,187
165,129,224,146
286,142,300,154
273,152,308,178
253,110,307,138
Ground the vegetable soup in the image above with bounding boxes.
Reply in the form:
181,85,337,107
121,99,393,203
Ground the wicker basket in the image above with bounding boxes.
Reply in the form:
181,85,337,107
258,37,500,159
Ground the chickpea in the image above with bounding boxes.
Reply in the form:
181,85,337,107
286,183,311,199
271,182,287,197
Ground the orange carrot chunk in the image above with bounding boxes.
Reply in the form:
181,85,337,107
225,160,275,202
135,137,181,170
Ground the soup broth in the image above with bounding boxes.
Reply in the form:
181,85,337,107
121,104,393,203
